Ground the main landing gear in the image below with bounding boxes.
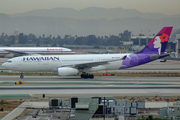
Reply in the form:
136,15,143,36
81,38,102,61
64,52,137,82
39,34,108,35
81,73,94,79
20,73,24,79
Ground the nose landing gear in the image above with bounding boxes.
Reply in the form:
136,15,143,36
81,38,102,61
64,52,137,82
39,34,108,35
20,73,24,79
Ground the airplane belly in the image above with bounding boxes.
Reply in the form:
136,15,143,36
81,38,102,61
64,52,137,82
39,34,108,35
105,61,123,70
89,61,124,72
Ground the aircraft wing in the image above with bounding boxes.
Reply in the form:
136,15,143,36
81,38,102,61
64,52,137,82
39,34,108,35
59,55,127,69
4,50,41,57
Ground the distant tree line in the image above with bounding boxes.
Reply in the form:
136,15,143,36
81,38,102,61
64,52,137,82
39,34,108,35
0,30,131,47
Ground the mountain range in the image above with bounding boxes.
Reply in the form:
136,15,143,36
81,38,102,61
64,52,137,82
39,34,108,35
0,7,180,36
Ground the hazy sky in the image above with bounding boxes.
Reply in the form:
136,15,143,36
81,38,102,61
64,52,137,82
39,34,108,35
0,0,180,15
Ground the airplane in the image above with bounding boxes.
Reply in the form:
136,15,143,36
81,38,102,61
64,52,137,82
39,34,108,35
0,47,75,58
2,27,173,79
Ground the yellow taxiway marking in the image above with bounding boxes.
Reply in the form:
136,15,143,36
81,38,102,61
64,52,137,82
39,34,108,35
30,94,35,97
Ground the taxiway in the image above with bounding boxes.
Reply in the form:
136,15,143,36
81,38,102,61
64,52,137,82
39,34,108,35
0,75,180,97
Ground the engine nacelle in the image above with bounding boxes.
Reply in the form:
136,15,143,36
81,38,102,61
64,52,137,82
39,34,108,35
58,67,79,76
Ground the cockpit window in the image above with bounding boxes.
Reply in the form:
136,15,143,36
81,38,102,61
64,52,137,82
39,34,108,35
6,60,12,63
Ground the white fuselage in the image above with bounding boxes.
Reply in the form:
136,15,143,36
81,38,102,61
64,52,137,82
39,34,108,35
3,54,130,72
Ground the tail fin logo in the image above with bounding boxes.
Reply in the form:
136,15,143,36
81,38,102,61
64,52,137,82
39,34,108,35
138,27,173,55
153,33,169,55
160,33,169,43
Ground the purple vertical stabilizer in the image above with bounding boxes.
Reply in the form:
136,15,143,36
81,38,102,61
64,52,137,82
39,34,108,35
137,27,173,54
119,27,173,69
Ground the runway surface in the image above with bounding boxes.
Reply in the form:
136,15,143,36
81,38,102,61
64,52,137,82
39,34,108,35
0,75,180,97
0,60,180,97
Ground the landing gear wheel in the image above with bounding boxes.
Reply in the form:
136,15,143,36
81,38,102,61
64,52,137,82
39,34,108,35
89,75,94,79
80,73,94,79
81,74,84,78
20,75,24,79
20,73,24,79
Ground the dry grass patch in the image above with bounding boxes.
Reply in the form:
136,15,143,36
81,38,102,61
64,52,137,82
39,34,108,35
0,99,24,117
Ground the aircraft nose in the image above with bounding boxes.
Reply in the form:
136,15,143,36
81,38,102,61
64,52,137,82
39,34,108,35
2,63,7,68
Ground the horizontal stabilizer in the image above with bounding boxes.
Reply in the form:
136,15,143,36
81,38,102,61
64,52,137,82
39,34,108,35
150,53,169,60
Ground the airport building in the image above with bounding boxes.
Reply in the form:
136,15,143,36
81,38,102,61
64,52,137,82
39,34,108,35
131,36,154,46
159,101,180,119
3,96,180,120
168,29,180,57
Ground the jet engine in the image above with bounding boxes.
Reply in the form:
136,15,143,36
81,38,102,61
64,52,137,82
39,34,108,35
58,67,79,76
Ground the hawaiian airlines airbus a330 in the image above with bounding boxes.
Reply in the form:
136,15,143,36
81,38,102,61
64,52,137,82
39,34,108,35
2,27,173,79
